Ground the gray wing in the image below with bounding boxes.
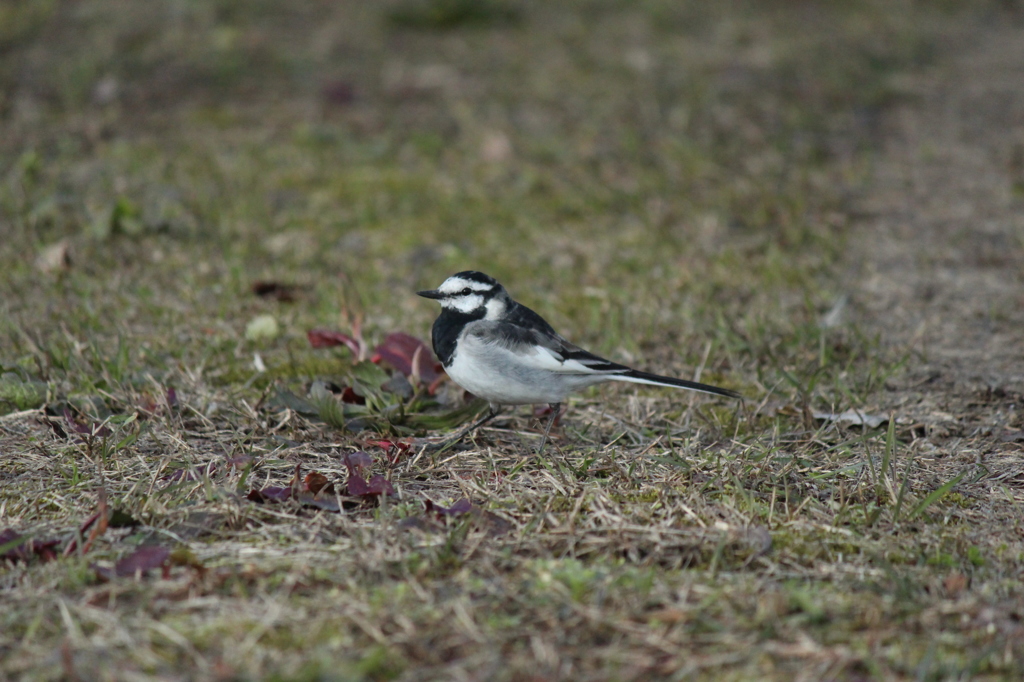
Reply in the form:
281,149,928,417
464,318,742,398
466,320,630,376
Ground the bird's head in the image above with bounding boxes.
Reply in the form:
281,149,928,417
418,271,509,318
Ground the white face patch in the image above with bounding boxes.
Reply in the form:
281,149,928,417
434,274,499,314
483,297,507,320
443,292,486,314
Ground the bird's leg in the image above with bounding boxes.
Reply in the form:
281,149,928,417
425,405,500,450
536,402,561,454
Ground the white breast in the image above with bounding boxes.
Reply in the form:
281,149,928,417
445,330,606,405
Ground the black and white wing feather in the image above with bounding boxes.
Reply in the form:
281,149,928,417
470,304,740,399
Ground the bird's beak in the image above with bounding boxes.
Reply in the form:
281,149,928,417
417,289,443,300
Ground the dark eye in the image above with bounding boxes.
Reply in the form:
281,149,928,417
461,288,472,295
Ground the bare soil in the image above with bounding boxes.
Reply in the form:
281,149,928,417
849,24,1024,464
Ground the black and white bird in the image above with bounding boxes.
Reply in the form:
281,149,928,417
417,271,741,451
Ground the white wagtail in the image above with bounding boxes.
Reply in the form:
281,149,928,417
418,271,741,451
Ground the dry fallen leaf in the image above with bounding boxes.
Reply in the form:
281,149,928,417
36,239,72,273
94,546,172,581
945,572,968,597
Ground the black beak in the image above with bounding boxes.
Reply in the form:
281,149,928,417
417,289,443,300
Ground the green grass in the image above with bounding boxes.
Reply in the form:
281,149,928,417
2,0,1023,680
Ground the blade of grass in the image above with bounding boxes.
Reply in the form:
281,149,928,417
908,469,969,520
891,445,914,524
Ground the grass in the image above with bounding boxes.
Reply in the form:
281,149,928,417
2,0,1023,680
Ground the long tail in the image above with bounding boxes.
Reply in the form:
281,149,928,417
612,369,742,400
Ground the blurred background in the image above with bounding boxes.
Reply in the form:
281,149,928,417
0,0,1012,394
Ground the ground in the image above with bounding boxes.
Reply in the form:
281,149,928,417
1,1,1023,680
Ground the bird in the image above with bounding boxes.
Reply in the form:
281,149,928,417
417,271,741,451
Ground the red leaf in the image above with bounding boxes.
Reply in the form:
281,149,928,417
246,486,292,503
447,498,473,514
1,528,60,564
345,472,395,499
424,498,474,517
62,408,112,439
2,528,28,559
107,546,172,580
366,440,411,455
94,546,168,581
308,329,362,354
533,403,565,425
343,451,374,475
341,452,393,501
409,500,512,536
366,439,412,465
366,475,396,496
39,545,59,561
347,473,370,497
373,332,442,383
340,387,365,405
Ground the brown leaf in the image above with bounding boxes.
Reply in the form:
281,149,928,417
251,281,299,302
95,546,172,581
945,572,968,597
62,490,110,558
304,472,333,495
288,463,302,496
36,239,72,273
646,608,688,624
80,489,109,555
